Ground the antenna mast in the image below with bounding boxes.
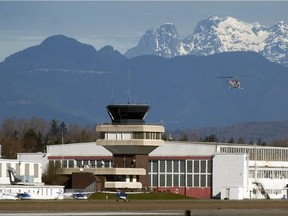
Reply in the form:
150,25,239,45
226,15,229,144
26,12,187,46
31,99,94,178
127,66,131,104
110,88,114,104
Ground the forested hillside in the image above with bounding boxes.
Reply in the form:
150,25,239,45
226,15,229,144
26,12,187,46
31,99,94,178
1,117,288,160
169,121,288,146
0,118,98,159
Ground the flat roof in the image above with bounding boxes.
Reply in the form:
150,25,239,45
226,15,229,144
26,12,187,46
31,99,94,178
46,141,288,158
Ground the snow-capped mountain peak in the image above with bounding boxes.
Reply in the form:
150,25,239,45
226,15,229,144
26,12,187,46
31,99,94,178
124,16,288,67
125,23,183,58
261,21,288,65
184,16,269,55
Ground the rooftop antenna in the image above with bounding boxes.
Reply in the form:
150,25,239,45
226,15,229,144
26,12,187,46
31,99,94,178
110,88,114,104
127,65,131,104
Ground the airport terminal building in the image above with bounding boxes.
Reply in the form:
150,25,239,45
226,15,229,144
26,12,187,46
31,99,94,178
45,104,288,200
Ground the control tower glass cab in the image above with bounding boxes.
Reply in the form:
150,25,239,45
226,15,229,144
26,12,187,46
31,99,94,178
96,104,165,189
106,104,150,125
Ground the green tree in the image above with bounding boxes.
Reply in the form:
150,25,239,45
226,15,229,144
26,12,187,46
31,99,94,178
202,134,218,142
48,119,61,144
42,160,61,185
42,160,70,186
179,133,188,141
237,137,245,144
228,137,235,143
22,128,40,152
59,121,68,144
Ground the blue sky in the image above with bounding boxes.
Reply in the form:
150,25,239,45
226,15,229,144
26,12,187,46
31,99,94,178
0,1,288,61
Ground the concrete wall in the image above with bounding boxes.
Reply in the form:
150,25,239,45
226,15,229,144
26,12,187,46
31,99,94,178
212,154,248,199
17,153,48,173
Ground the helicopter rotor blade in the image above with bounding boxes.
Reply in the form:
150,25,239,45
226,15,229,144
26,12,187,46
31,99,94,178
217,76,233,79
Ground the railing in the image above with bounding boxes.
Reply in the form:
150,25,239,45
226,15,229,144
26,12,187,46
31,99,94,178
253,181,270,199
98,122,163,126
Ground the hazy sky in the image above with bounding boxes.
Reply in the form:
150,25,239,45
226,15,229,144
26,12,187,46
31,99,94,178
1,1,288,61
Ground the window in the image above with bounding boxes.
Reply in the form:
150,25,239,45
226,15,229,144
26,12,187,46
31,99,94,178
194,161,199,173
133,132,144,139
160,174,165,186
62,160,68,168
187,161,192,173
180,161,185,172
194,175,199,187
167,160,172,172
160,161,165,172
173,174,179,187
200,175,206,187
152,161,158,172
167,174,172,187
180,174,185,186
68,160,74,168
82,160,88,166
152,174,158,187
104,160,110,168
76,160,82,168
106,175,126,182
173,161,179,172
207,175,212,187
201,161,206,173
207,160,212,173
90,160,96,167
187,175,193,187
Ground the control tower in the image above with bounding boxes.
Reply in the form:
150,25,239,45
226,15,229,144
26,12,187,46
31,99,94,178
96,104,165,190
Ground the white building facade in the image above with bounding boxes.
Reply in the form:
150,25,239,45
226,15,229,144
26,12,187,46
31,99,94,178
216,145,288,199
0,159,64,200
0,159,42,185
45,141,288,200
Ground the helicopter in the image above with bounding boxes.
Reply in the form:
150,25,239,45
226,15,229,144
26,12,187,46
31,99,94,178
218,76,243,89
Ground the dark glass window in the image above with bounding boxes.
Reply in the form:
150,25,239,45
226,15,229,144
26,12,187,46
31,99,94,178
167,160,172,172
173,161,179,172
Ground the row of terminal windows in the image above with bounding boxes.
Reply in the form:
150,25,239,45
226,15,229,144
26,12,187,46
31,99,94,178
101,132,162,140
60,160,112,168
220,147,288,161
133,132,162,139
249,169,288,179
149,160,212,188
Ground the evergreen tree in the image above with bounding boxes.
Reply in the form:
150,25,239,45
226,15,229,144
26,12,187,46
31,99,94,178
237,137,245,144
228,137,235,143
179,133,188,141
202,134,218,142
59,121,68,144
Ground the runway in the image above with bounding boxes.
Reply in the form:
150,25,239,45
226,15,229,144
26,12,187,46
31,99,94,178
0,212,182,216
1,209,288,216
1,199,288,216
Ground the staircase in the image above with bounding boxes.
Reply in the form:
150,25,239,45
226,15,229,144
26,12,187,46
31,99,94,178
253,181,270,199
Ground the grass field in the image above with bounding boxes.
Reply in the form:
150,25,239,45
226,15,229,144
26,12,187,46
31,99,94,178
89,192,193,200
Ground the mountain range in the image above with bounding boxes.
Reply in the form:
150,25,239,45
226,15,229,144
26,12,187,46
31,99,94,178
1,15,288,144
125,15,288,67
